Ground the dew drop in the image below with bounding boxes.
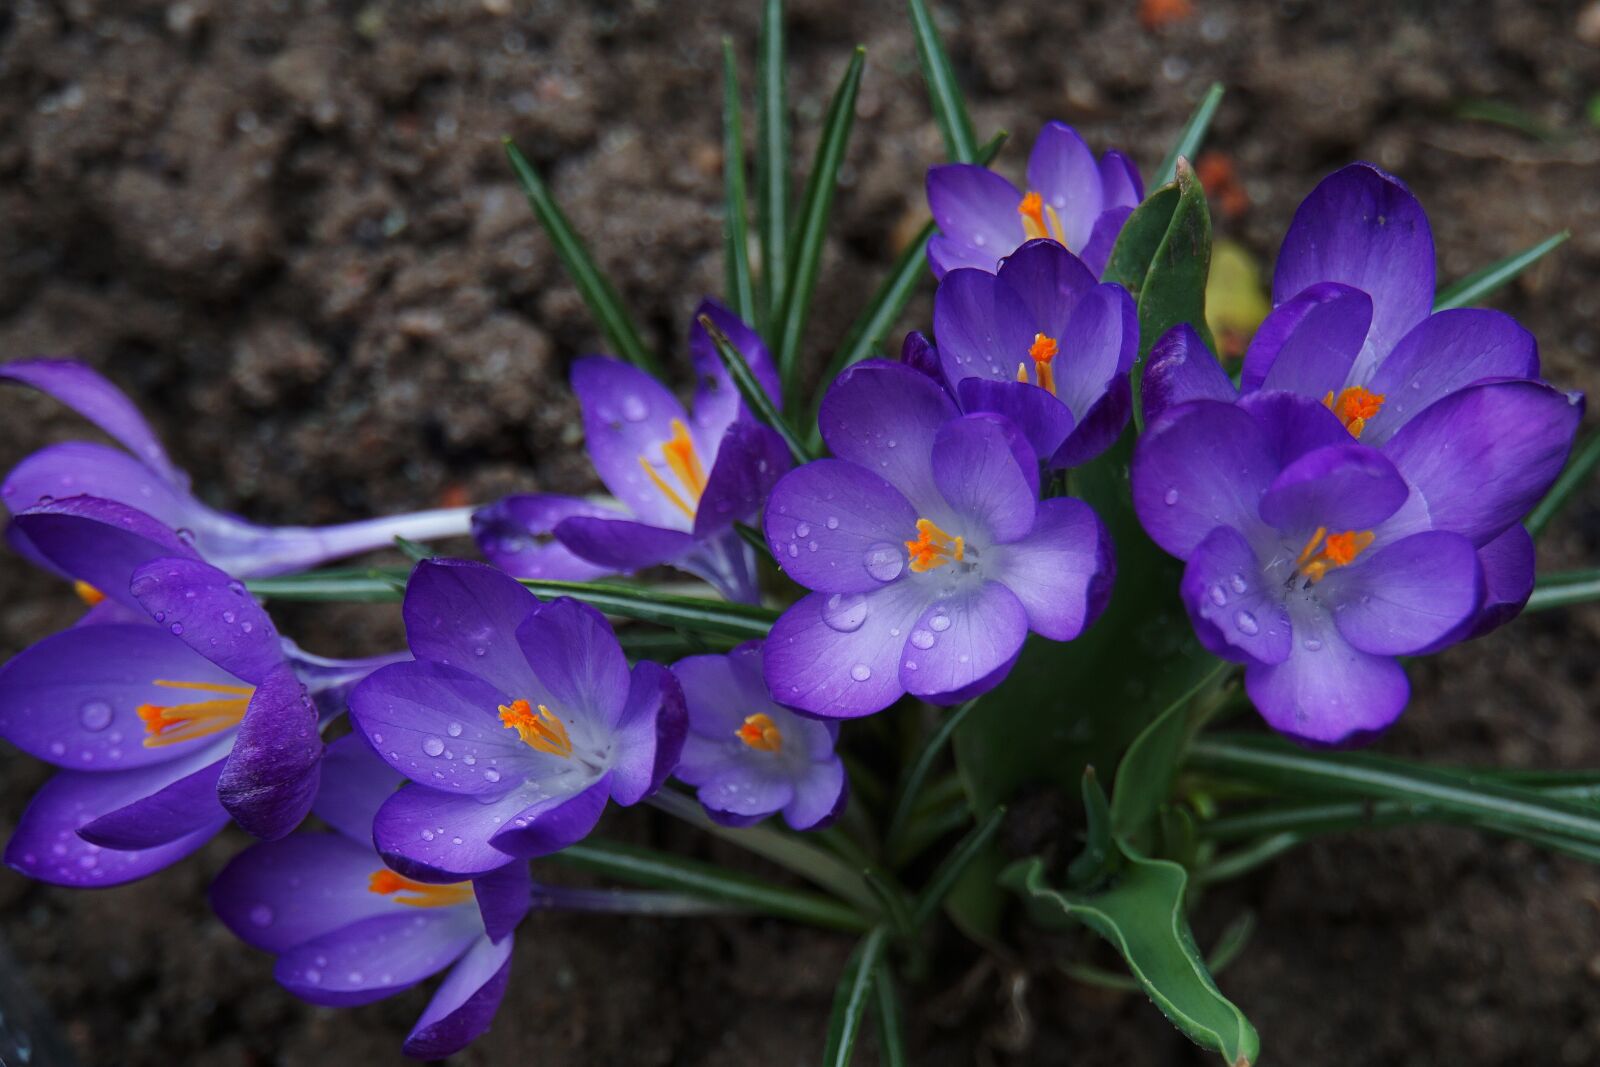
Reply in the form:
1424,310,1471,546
241,621,253,633
1228,574,1248,594
484,769,501,783
249,904,274,927
928,613,951,633
795,522,811,538
849,663,872,682
787,543,799,558
1163,488,1179,506
371,732,384,744
420,829,436,841
222,610,235,624
303,969,321,985
446,722,463,738
1234,610,1259,636
822,592,868,633
1302,638,1323,652
78,701,113,732
169,623,184,636
864,542,904,582
422,737,446,757
1208,584,1228,607
910,629,935,650
620,395,648,422
175,527,196,545
826,516,839,530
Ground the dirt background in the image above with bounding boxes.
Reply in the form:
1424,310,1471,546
2,0,1600,1064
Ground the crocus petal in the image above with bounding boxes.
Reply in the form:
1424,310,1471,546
313,734,403,845
276,910,480,1008
763,458,918,594
763,581,928,719
571,356,698,530
1320,530,1482,656
0,622,241,770
12,496,198,610
688,297,783,445
209,832,401,953
1257,444,1409,534
901,331,951,395
1273,162,1434,361
473,860,532,944
1462,523,1536,641
553,516,696,572
2,443,195,532
1180,526,1292,665
672,649,768,740
1141,324,1237,427
1,359,186,486
128,557,283,684
373,784,527,882
607,660,686,806
1026,122,1103,250
77,757,226,849
990,496,1115,641
1132,400,1277,558
1241,282,1372,397
470,495,621,582
932,414,1039,544
1098,149,1144,208
1235,391,1355,469
489,776,612,858
401,559,541,699
402,934,514,1060
515,597,630,728
1382,380,1582,545
934,267,1038,390
1245,604,1410,744
900,581,1029,703
995,239,1098,337
218,664,321,841
925,164,1025,277
956,378,1075,462
1051,282,1137,466
1076,205,1133,279
821,359,960,510
692,420,792,539
783,758,848,831
1362,309,1541,445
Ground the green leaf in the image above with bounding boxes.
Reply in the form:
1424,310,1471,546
721,39,757,326
885,698,979,861
756,0,789,330
874,966,909,1067
554,839,869,933
246,571,406,603
1129,161,1215,430
1434,231,1569,311
696,312,812,462
392,535,434,563
822,926,891,1067
912,806,1005,927
906,0,977,163
1067,766,1116,887
503,140,661,376
1109,660,1230,841
1154,83,1225,187
1004,854,1259,1065
773,47,867,394
1102,182,1181,298
1525,428,1600,538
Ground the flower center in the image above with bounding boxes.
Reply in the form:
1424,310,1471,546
1294,525,1374,584
1016,332,1059,395
906,518,965,574
367,869,474,908
637,418,708,522
498,698,574,758
73,580,106,607
736,712,783,753
1322,386,1385,438
1017,191,1068,246
136,679,255,747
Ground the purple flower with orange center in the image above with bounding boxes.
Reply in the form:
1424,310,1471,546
926,121,1142,279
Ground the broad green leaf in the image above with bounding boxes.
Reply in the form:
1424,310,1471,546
721,39,757,326
697,312,811,462
1154,82,1225,187
755,0,789,329
906,0,976,163
1130,160,1215,428
1004,854,1259,1066
1102,183,1181,298
1434,231,1568,312
1067,767,1116,887
1109,659,1229,841
1525,428,1600,538
822,926,891,1067
503,140,661,376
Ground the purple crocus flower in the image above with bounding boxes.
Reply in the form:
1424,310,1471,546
761,360,1114,719
3,359,475,578
0,499,400,886
1132,383,1580,744
472,300,790,603
932,239,1137,468
671,642,846,829
348,558,685,882
926,121,1142,279
211,736,525,1059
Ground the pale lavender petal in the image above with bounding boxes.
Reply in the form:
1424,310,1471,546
1245,604,1410,744
763,458,918,594
932,414,1039,544
1026,122,1103,250
78,756,225,850
553,516,696,571
956,378,1075,462
1,359,186,485
1321,530,1482,656
12,496,199,611
926,164,1025,277
934,267,1037,389
763,581,929,719
1051,281,1137,466
1132,400,1276,558
689,297,782,444
210,832,402,953
900,582,1029,703
515,598,630,728
218,664,321,841
819,360,959,510
373,784,527,882
489,776,612,858
1242,282,1372,397
692,420,791,538
1098,150,1143,208
1141,324,1237,426
571,356,697,530
2,443,195,531
471,495,620,582
276,909,480,1008
473,860,531,944
129,557,283,684
1077,206,1133,279
991,496,1114,641
1257,444,1409,535
1180,526,1291,666
698,761,794,820
403,934,514,1059
606,660,686,806
313,734,403,844
783,758,847,831
402,559,541,699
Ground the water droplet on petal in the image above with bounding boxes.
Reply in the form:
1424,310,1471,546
849,663,872,682
826,516,839,530
249,904,274,927
1208,584,1227,607
169,623,184,636
1163,488,1179,506
787,543,799,558
484,769,501,783
1302,638,1323,652
78,701,113,732
1228,574,1248,594
1234,610,1259,636
822,592,868,633
910,629,935,650
795,522,811,538
864,542,903,582
422,737,445,757
620,395,648,422
928,613,951,633
446,722,463,737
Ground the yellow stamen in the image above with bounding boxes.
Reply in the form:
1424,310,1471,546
367,869,475,908
737,713,783,753
1294,525,1375,584
1321,386,1386,438
905,518,965,574
498,698,574,759
135,679,255,748
638,418,708,522
1017,191,1068,245
73,580,106,607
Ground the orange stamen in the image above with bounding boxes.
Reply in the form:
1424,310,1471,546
367,869,474,908
1321,386,1385,438
135,679,255,747
638,418,707,522
498,698,574,759
1017,191,1068,245
1294,525,1375,583
73,580,106,607
737,712,783,753
905,518,965,574
1025,332,1059,395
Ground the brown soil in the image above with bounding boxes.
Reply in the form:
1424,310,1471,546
3,1,1600,1064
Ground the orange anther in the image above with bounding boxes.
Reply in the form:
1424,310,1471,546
639,418,708,522
905,518,965,574
1294,525,1374,583
1322,386,1386,438
73,580,106,607
498,698,574,759
136,679,255,748
368,869,474,908
737,712,783,753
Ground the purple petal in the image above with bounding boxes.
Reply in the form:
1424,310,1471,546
209,832,400,953
956,378,1075,462
276,910,479,1008
1026,122,1104,250
0,622,242,770
571,356,698,530
1141,324,1237,427
783,758,847,831
1,359,186,486
1052,373,1132,470
901,331,951,394
1098,149,1144,208
1363,309,1541,445
935,266,1038,389
699,761,795,821
607,660,686,806
821,359,960,510
1461,523,1536,641
403,934,514,1059
489,776,611,858
78,756,226,849
1241,282,1372,397
401,559,541,699
128,557,283,684
373,784,527,882
932,414,1039,544
692,420,792,539
1051,281,1137,465
1132,400,1276,558
1321,530,1482,656
1382,380,1582,545
1245,605,1410,744
1077,206,1134,279
1235,391,1354,468
688,297,782,445
471,495,621,582
515,598,630,728
1180,526,1291,665
3,443,195,532
554,515,696,571
1257,444,1409,534
763,581,929,719
313,734,403,844
1273,163,1435,361
218,664,321,841
996,239,1098,337
472,860,531,944
12,496,199,610
763,458,918,594
900,582,1029,703
991,496,1114,641
672,646,772,741
925,164,1025,278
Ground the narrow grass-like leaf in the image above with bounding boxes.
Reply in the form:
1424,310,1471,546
773,47,867,394
912,806,1005,927
1526,428,1600,538
1434,231,1569,311
862,868,917,937
822,926,891,1067
392,535,434,563
756,0,788,329
1528,570,1600,612
1154,82,1225,187
698,312,811,462
733,520,774,562
907,0,976,162
246,571,406,603
721,39,757,325
874,967,909,1067
885,699,980,862
503,139,660,376
554,839,869,933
